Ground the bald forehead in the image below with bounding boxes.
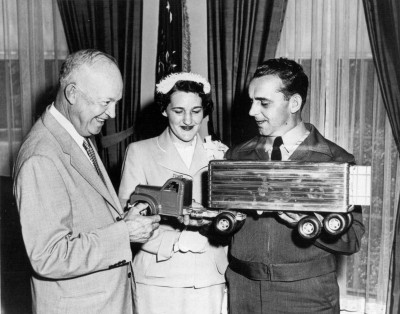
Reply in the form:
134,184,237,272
88,56,118,71
74,59,122,84
80,57,119,75
60,51,120,84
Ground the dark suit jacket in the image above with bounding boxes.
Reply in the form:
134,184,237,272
225,123,365,267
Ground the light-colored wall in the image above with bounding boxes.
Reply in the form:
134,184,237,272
140,0,160,109
186,0,209,137
186,0,208,78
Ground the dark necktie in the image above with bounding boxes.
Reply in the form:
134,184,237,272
271,136,283,161
83,138,106,184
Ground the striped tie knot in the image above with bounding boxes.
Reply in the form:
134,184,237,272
83,138,106,184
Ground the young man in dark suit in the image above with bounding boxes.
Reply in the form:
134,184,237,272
225,58,365,314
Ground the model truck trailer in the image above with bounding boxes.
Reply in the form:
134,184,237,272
207,160,371,239
128,161,371,240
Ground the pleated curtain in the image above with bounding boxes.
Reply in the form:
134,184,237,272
1,1,68,312
207,0,288,146
0,0,67,177
362,1,400,313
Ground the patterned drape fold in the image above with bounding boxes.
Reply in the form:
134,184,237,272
362,1,400,313
207,0,288,146
155,0,183,82
1,0,60,177
57,0,143,188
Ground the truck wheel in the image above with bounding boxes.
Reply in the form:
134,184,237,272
213,212,236,235
297,215,322,240
323,213,347,236
129,194,159,215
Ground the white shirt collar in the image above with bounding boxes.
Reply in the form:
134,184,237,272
49,104,91,160
281,121,309,150
266,121,309,160
173,136,197,169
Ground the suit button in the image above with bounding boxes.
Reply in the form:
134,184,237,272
128,272,132,278
116,216,122,221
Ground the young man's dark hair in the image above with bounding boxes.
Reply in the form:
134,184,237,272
254,58,309,110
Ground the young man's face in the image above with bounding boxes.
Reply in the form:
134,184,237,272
248,75,297,137
163,91,204,144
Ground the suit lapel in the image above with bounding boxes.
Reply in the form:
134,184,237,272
89,139,123,212
42,107,122,216
189,134,209,175
289,124,332,161
155,128,192,176
254,136,269,160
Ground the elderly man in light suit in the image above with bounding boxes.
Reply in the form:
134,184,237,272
13,49,160,314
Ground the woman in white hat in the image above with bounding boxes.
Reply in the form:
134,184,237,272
119,72,229,314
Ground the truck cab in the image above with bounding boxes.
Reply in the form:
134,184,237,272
129,178,193,217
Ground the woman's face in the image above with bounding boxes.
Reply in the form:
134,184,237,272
163,91,204,144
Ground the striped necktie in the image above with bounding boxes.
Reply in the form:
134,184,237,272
83,138,106,184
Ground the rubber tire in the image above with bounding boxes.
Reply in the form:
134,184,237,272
297,215,322,240
323,213,347,236
129,194,159,215
213,212,237,235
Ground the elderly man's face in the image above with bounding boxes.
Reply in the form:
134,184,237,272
69,61,123,137
163,91,204,144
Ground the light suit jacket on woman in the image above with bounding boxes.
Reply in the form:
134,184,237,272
119,128,228,288
13,106,134,314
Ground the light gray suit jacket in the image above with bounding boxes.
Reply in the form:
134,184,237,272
13,106,134,314
119,128,228,288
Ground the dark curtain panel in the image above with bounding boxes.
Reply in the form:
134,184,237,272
362,1,400,313
57,0,142,188
139,0,184,140
156,0,183,82
207,0,287,146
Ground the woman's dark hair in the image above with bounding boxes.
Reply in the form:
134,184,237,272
156,80,213,117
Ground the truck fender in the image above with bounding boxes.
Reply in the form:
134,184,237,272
129,194,160,215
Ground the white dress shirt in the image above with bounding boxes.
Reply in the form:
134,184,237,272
49,104,92,164
173,136,197,169
265,121,310,161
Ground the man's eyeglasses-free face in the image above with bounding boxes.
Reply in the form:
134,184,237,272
71,84,119,108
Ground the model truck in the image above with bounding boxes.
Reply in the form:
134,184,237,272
129,178,193,218
128,161,371,240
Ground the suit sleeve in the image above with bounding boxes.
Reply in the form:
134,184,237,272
14,156,132,280
119,143,147,209
119,143,209,261
314,205,365,254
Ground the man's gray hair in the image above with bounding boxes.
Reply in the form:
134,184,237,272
59,49,118,86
